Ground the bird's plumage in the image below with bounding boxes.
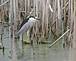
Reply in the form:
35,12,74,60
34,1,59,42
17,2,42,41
19,16,35,30
17,16,37,35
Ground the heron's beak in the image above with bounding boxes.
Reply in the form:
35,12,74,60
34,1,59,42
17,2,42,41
35,17,40,20
32,19,38,23
35,19,39,22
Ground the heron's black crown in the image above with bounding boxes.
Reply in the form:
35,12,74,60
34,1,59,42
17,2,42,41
19,16,35,30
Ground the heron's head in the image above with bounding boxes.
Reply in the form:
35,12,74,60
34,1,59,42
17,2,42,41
28,17,38,23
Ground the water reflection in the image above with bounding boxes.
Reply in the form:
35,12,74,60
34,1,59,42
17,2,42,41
17,44,69,61
0,27,69,61
0,43,70,61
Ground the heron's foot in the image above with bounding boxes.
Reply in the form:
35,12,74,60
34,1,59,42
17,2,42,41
0,46,5,55
15,35,20,39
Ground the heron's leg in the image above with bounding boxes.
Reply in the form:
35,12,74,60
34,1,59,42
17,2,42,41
3,46,4,55
29,28,33,46
30,40,33,46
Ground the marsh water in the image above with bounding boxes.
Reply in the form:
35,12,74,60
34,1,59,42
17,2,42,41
0,27,70,61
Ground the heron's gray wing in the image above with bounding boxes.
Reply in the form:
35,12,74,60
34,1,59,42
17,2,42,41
17,22,33,35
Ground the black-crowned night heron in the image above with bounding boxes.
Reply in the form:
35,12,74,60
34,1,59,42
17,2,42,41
17,16,38,36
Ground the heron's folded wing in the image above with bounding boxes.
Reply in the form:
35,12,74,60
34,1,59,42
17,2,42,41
17,22,33,35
